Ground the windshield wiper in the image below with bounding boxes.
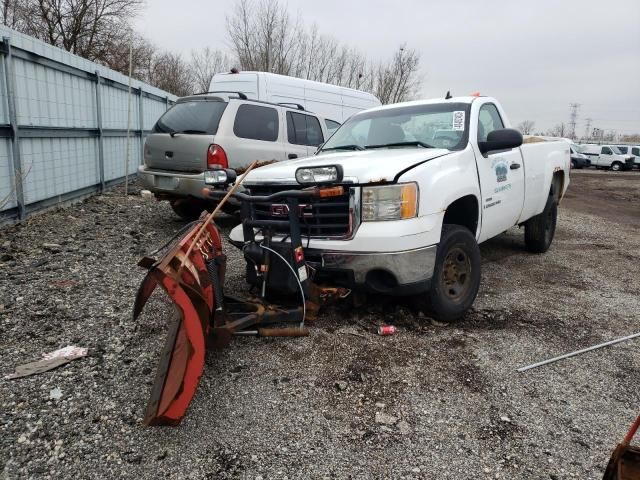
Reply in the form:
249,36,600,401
321,144,365,152
169,129,208,137
366,141,434,149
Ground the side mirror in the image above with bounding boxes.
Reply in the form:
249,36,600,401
479,128,523,154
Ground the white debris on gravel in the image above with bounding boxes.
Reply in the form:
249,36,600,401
0,172,638,478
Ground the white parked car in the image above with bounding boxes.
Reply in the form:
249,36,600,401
210,71,381,132
229,96,570,322
579,144,634,171
615,145,640,169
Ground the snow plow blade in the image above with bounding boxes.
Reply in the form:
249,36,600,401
133,221,224,426
603,414,640,480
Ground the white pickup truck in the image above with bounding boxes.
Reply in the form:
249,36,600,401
229,96,570,321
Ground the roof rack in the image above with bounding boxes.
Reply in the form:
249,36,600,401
278,102,305,111
191,91,248,100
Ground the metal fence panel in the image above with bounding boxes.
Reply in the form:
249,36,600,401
14,59,97,128
0,138,14,209
143,96,166,131
103,137,140,182
0,25,176,221
21,137,99,204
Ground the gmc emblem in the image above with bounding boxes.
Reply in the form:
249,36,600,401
270,204,313,218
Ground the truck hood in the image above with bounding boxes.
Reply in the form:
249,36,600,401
243,148,451,185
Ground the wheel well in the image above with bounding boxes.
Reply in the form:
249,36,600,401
442,195,479,236
552,171,564,203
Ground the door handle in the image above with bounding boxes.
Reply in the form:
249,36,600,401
510,163,521,170
288,154,298,159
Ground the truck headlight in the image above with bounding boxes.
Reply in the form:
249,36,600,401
295,165,343,185
362,183,418,221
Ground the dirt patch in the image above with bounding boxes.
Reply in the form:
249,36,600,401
562,170,640,228
1,173,639,479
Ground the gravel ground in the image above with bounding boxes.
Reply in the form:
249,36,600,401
1,170,639,479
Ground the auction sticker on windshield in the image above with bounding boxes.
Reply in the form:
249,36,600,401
452,111,465,131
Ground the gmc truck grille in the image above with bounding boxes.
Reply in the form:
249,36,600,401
248,184,352,237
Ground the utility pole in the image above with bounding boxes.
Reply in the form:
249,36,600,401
568,103,580,140
584,117,592,141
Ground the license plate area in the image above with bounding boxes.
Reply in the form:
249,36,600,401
155,176,178,190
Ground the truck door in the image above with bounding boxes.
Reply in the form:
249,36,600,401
475,103,525,239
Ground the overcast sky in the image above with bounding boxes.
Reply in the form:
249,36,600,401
136,0,640,134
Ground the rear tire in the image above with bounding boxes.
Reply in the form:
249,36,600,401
611,162,622,171
417,224,481,323
524,194,557,253
170,199,207,220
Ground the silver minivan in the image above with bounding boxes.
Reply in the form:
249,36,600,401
138,92,331,219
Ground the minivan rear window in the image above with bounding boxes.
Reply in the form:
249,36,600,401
152,100,227,135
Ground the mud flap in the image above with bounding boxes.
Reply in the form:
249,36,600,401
133,222,223,426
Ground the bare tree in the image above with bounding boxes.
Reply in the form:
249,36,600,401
12,0,143,63
190,48,231,93
517,120,536,135
372,46,421,104
547,123,567,138
100,30,157,81
0,0,23,28
148,52,194,97
226,0,422,103
226,0,301,74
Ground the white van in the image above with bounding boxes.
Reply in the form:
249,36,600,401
579,144,635,171
209,71,381,134
616,145,640,169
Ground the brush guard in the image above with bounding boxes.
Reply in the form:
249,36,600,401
133,180,348,426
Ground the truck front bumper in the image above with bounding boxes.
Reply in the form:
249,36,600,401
307,245,437,295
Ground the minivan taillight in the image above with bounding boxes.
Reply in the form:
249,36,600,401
143,142,151,166
207,144,228,169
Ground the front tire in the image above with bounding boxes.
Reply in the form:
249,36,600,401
524,194,557,253
611,162,622,171
418,224,481,323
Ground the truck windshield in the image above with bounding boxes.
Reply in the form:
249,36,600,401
610,146,623,154
617,146,628,154
320,103,471,152
153,100,228,135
